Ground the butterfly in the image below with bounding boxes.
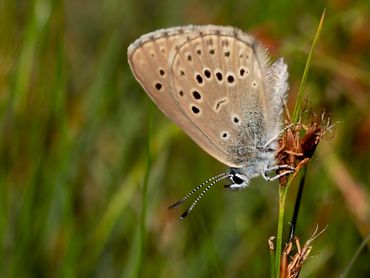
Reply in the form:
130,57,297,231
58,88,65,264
127,25,294,218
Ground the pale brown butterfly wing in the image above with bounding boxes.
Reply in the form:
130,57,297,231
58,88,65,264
128,25,286,167
168,26,278,167
128,27,229,165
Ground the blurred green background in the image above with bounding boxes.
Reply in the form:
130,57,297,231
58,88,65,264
1,0,369,277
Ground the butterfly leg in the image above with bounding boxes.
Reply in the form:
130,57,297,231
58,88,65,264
261,164,295,181
263,123,303,149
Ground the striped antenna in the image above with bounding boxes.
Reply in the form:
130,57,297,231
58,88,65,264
179,174,232,220
168,173,229,209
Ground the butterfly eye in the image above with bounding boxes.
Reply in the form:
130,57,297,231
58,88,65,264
232,174,244,185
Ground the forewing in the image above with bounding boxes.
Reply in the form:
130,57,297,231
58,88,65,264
128,25,276,167
168,26,275,165
128,26,233,165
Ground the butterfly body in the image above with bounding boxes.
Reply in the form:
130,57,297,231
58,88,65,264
128,25,289,191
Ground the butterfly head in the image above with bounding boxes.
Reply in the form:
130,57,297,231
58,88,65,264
225,168,251,191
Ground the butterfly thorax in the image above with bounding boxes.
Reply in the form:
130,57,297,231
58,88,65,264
227,145,276,190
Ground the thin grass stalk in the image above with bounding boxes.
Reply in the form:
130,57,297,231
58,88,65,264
340,231,370,278
134,104,153,277
275,180,289,277
274,9,326,278
270,251,275,278
292,9,326,123
288,167,307,240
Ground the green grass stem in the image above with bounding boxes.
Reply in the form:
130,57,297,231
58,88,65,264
274,9,326,278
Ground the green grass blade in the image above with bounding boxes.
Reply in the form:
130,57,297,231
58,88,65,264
275,10,326,277
292,9,326,123
340,231,370,278
133,103,153,277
